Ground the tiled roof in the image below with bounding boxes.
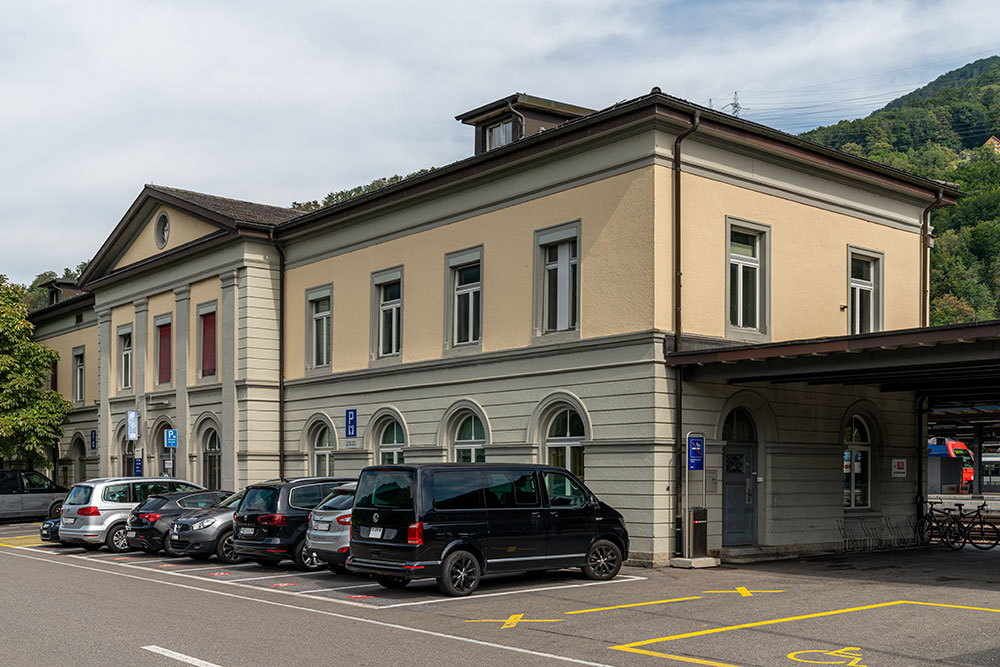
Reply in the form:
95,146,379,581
147,184,302,225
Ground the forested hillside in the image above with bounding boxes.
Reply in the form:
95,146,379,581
801,57,1000,325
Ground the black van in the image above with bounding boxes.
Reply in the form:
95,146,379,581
346,463,629,596
233,477,354,570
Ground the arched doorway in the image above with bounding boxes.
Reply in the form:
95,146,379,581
722,407,758,547
203,429,221,490
122,440,136,477
73,437,87,483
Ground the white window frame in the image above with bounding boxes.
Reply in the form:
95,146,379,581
306,287,332,370
379,281,401,357
725,217,770,343
545,408,586,479
536,225,580,335
843,415,872,510
453,414,486,463
378,419,405,464
118,326,133,391
72,346,85,404
454,263,481,346
486,119,513,151
154,211,170,249
312,423,335,476
848,247,883,335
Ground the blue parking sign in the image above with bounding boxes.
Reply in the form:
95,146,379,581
90,430,97,450
346,409,357,438
688,435,705,471
165,429,178,448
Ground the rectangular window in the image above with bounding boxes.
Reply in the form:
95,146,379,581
547,445,585,480
543,239,578,332
848,250,881,335
432,471,485,510
73,348,85,403
200,311,217,377
119,331,132,390
729,229,759,329
486,119,513,151
843,447,870,509
310,295,331,368
454,262,481,345
49,361,58,392
379,280,401,357
157,322,171,385
455,446,486,463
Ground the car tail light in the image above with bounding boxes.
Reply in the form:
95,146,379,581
336,514,351,526
233,513,238,522
407,522,423,546
337,546,349,553
258,514,288,526
139,513,162,523
77,506,100,516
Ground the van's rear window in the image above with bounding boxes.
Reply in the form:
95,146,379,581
66,485,93,505
240,487,279,514
355,470,415,510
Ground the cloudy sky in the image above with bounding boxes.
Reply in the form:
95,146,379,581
2,0,998,286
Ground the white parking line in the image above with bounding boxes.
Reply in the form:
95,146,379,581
141,645,221,667
175,562,260,572
4,550,611,667
236,570,331,582
302,583,379,594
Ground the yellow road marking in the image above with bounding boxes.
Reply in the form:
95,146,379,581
0,535,46,547
567,597,702,614
464,613,563,629
702,587,784,597
609,600,1000,666
788,646,866,665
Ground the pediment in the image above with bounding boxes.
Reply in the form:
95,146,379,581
111,204,224,272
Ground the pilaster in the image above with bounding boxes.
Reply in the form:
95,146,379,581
173,285,190,479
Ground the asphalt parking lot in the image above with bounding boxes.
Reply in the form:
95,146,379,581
2,519,999,666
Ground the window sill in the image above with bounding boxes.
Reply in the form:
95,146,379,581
725,326,770,344
370,354,402,369
843,508,880,516
532,328,580,346
305,366,332,378
443,341,483,358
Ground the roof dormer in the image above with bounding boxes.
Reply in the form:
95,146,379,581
456,93,595,156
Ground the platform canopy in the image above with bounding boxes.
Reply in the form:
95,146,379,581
666,321,1000,488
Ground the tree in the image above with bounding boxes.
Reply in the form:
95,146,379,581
0,276,72,468
291,168,435,212
19,259,90,312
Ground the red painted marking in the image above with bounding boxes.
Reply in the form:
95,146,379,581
111,557,133,561
348,594,375,599
154,563,180,568
206,572,232,576
269,582,298,588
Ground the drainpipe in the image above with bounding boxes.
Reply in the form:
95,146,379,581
672,109,700,556
506,99,527,142
268,227,286,480
916,397,927,531
919,189,943,328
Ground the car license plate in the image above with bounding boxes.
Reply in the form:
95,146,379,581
315,521,330,531
369,526,383,539
239,527,254,537
63,517,75,525
126,531,136,538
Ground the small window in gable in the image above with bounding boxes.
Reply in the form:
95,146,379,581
154,213,170,249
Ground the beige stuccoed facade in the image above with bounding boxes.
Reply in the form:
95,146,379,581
28,92,959,566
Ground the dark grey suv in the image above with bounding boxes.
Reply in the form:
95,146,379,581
0,470,68,520
169,489,246,563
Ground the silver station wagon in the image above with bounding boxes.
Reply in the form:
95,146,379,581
0,470,68,520
59,477,203,552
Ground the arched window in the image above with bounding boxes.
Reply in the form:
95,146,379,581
72,437,87,484
843,415,871,509
312,423,335,476
546,408,585,479
379,420,405,465
122,440,136,477
722,407,757,442
203,429,221,490
454,414,486,463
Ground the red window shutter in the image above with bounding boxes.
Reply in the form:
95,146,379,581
50,362,58,391
158,324,171,384
201,312,216,376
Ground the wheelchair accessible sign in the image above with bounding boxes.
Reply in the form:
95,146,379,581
688,434,705,471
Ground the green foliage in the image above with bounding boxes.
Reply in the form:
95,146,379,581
20,260,90,313
0,276,72,468
801,57,1000,325
291,168,435,213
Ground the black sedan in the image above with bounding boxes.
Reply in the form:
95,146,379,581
169,489,246,564
126,490,231,555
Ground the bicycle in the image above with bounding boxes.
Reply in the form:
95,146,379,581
955,501,1000,550
915,498,964,550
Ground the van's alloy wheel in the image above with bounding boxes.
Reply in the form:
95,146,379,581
107,525,130,553
582,539,622,580
437,550,481,597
